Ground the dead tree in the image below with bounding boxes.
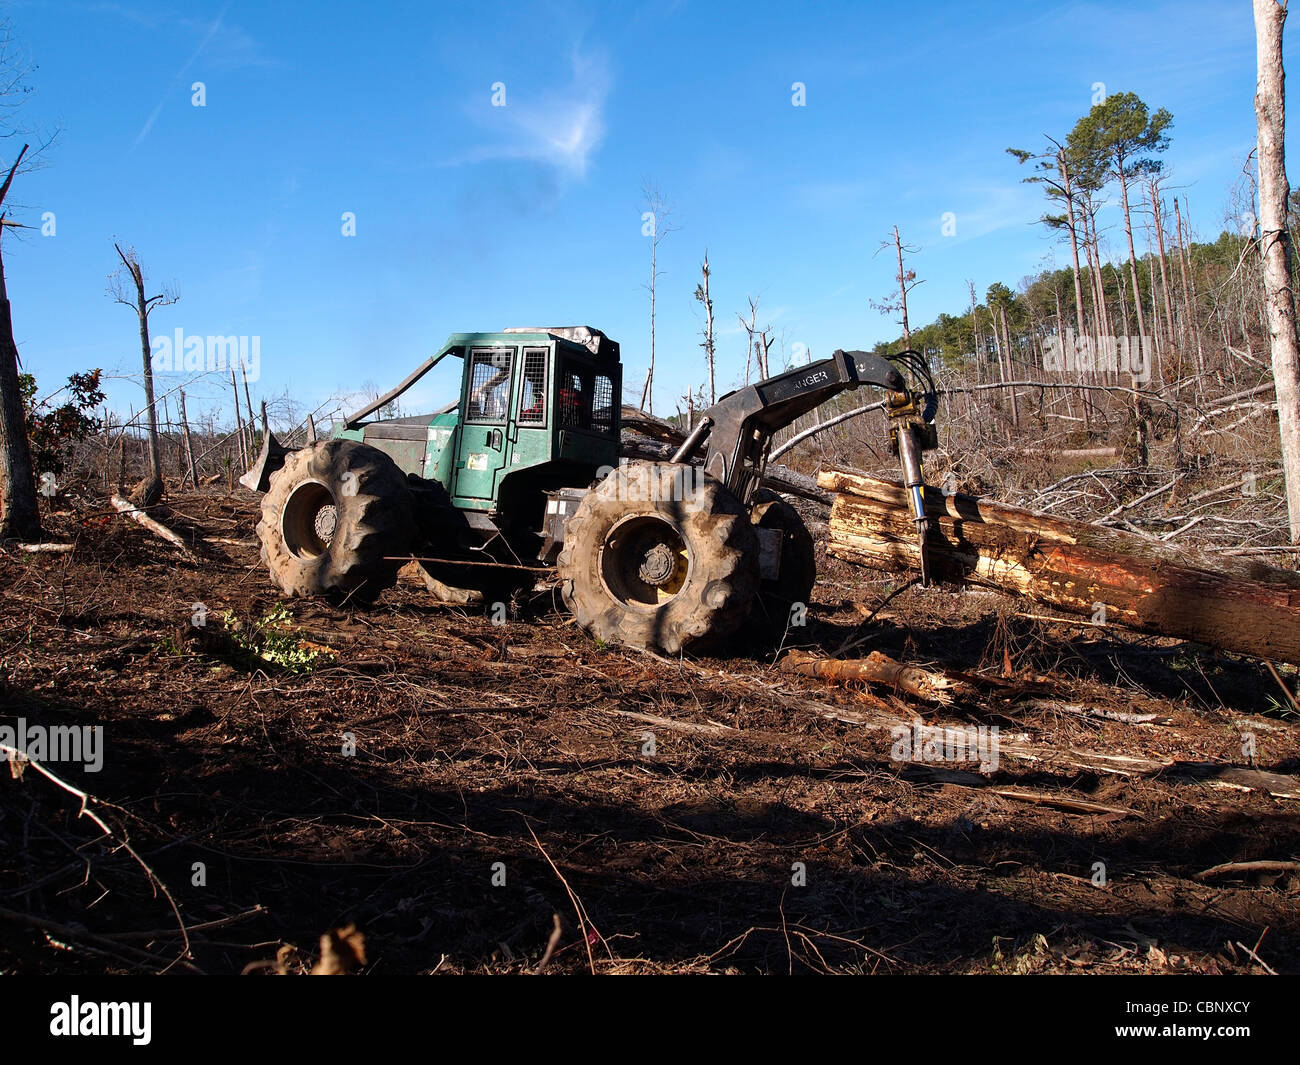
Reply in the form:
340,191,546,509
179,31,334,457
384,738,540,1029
639,182,674,414
0,21,53,540
110,243,178,508
1007,137,1092,345
240,359,256,462
0,144,35,539
738,296,773,382
1254,0,1300,541
1174,196,1207,382
967,280,984,383
871,225,923,349
178,388,197,487
229,365,246,470
693,251,717,404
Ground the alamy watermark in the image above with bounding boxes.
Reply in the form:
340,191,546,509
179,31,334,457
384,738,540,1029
150,328,261,383
1,718,104,772
1044,327,1150,385
50,997,150,1045
594,461,707,512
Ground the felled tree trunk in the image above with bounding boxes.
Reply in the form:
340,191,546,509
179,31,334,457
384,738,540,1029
820,469,1300,664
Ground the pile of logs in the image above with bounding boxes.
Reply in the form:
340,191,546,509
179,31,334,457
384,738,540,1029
820,469,1300,664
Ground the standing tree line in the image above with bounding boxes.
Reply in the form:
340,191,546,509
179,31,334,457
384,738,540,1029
842,27,1300,544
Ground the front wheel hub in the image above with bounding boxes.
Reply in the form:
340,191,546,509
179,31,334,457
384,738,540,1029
638,542,677,585
281,480,337,561
602,516,690,607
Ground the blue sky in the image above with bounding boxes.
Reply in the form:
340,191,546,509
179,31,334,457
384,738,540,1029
4,0,1288,423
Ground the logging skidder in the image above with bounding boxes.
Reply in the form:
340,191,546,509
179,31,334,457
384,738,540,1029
242,328,939,655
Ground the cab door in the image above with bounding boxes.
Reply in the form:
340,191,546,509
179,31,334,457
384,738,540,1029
454,346,516,504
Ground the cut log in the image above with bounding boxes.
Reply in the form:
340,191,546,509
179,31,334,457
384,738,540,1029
13,542,74,554
110,494,197,561
1193,860,1300,881
779,649,966,704
819,469,1300,664
1010,446,1121,461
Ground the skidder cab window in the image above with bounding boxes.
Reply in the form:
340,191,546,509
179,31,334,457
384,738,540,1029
467,347,515,423
519,347,548,424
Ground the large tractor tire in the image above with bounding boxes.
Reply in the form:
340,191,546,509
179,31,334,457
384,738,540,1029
558,462,759,655
256,439,414,602
749,488,816,640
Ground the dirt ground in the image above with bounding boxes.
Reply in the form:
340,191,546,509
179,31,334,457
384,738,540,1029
2,488,1299,975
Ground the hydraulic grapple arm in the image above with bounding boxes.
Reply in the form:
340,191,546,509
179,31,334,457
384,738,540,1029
673,348,940,583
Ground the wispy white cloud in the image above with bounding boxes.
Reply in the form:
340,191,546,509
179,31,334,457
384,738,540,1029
451,49,610,179
133,8,225,147
928,183,1044,249
127,2,276,147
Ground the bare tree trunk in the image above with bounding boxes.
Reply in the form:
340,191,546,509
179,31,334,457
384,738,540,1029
740,298,769,384
112,243,174,505
1117,161,1151,365
1057,159,1095,426
893,225,912,348
1255,0,1300,540
229,365,247,470
1150,181,1179,373
1061,153,1090,340
999,304,1020,426
639,186,672,414
989,303,1009,435
101,410,112,490
698,252,716,404
0,236,37,539
1117,266,1131,342
1145,214,1164,385
1082,208,1106,357
641,220,656,412
1174,195,1205,384
178,388,197,488
1085,203,1114,361
130,272,162,486
240,360,255,462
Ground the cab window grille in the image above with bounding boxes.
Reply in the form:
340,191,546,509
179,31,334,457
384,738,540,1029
592,374,614,433
519,348,548,424
558,366,587,429
466,348,514,423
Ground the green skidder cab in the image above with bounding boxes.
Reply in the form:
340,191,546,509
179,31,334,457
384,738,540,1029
244,326,939,655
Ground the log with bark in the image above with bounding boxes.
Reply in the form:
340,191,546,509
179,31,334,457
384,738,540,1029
819,468,1300,664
